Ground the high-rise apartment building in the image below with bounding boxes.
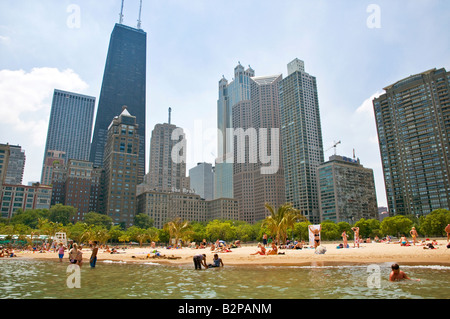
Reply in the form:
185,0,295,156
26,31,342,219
279,58,324,223
41,89,95,183
41,150,66,186
189,162,214,200
231,71,286,223
0,183,52,219
145,121,189,192
103,107,140,227
49,159,103,220
0,144,26,185
373,68,450,216
317,155,378,223
90,23,147,183
215,63,255,199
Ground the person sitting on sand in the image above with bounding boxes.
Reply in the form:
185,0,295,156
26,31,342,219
251,243,266,255
341,230,348,248
266,242,278,255
389,263,420,282
400,235,409,246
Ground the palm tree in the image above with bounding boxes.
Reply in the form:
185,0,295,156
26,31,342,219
164,217,191,247
262,203,306,245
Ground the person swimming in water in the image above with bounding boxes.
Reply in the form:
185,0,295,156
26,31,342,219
389,264,420,282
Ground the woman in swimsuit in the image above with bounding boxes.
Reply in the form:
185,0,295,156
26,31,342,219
309,225,322,248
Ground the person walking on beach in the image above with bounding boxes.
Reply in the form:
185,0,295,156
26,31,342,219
389,263,420,282
90,241,98,268
410,227,418,245
263,234,268,247
193,254,208,270
351,227,360,248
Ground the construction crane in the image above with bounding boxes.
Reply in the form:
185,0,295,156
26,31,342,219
326,140,341,155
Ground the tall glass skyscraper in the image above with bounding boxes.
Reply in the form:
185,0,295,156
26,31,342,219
279,59,324,224
215,63,254,199
41,89,95,183
90,23,147,183
373,68,450,216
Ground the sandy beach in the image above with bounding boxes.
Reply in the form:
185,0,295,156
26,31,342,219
10,239,450,267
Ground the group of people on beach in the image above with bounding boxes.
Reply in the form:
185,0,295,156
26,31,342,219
56,240,99,268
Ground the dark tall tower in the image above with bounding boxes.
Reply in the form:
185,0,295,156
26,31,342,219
90,22,147,182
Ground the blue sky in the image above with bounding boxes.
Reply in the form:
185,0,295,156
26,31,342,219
1,0,449,208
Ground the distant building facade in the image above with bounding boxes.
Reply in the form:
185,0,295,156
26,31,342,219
0,144,26,186
102,107,140,227
41,89,95,184
373,68,450,215
279,58,324,223
317,155,378,223
137,188,238,229
0,183,52,219
145,122,189,192
189,162,214,200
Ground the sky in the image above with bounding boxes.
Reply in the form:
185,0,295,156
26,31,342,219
0,0,449,208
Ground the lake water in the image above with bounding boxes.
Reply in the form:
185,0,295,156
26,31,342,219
0,258,449,299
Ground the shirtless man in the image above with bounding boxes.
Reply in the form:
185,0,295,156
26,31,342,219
389,263,420,282
351,227,360,248
445,224,450,242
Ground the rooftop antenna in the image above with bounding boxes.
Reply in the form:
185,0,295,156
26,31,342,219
168,107,172,124
119,0,124,24
137,0,143,29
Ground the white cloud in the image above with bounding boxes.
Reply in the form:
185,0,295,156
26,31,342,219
0,67,89,183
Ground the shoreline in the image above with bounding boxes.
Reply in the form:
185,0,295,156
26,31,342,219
7,239,450,268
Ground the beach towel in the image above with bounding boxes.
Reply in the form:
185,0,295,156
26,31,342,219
309,225,321,247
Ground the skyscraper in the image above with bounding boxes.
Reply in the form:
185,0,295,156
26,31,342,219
232,72,286,223
103,107,140,227
317,155,378,223
3,144,25,185
145,120,189,192
90,22,147,183
41,89,95,183
279,58,324,223
189,162,214,200
215,63,254,199
373,68,450,216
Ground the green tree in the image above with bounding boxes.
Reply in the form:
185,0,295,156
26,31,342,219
48,204,77,225
84,212,113,229
164,218,192,246
419,209,450,237
205,220,236,242
380,215,413,237
293,221,311,241
108,225,124,243
10,209,48,229
262,203,304,244
134,213,154,229
320,220,340,240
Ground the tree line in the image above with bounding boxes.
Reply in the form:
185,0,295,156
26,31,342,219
1,203,449,247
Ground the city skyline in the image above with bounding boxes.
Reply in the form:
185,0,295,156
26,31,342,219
1,1,450,209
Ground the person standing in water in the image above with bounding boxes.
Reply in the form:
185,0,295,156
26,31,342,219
90,241,98,268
